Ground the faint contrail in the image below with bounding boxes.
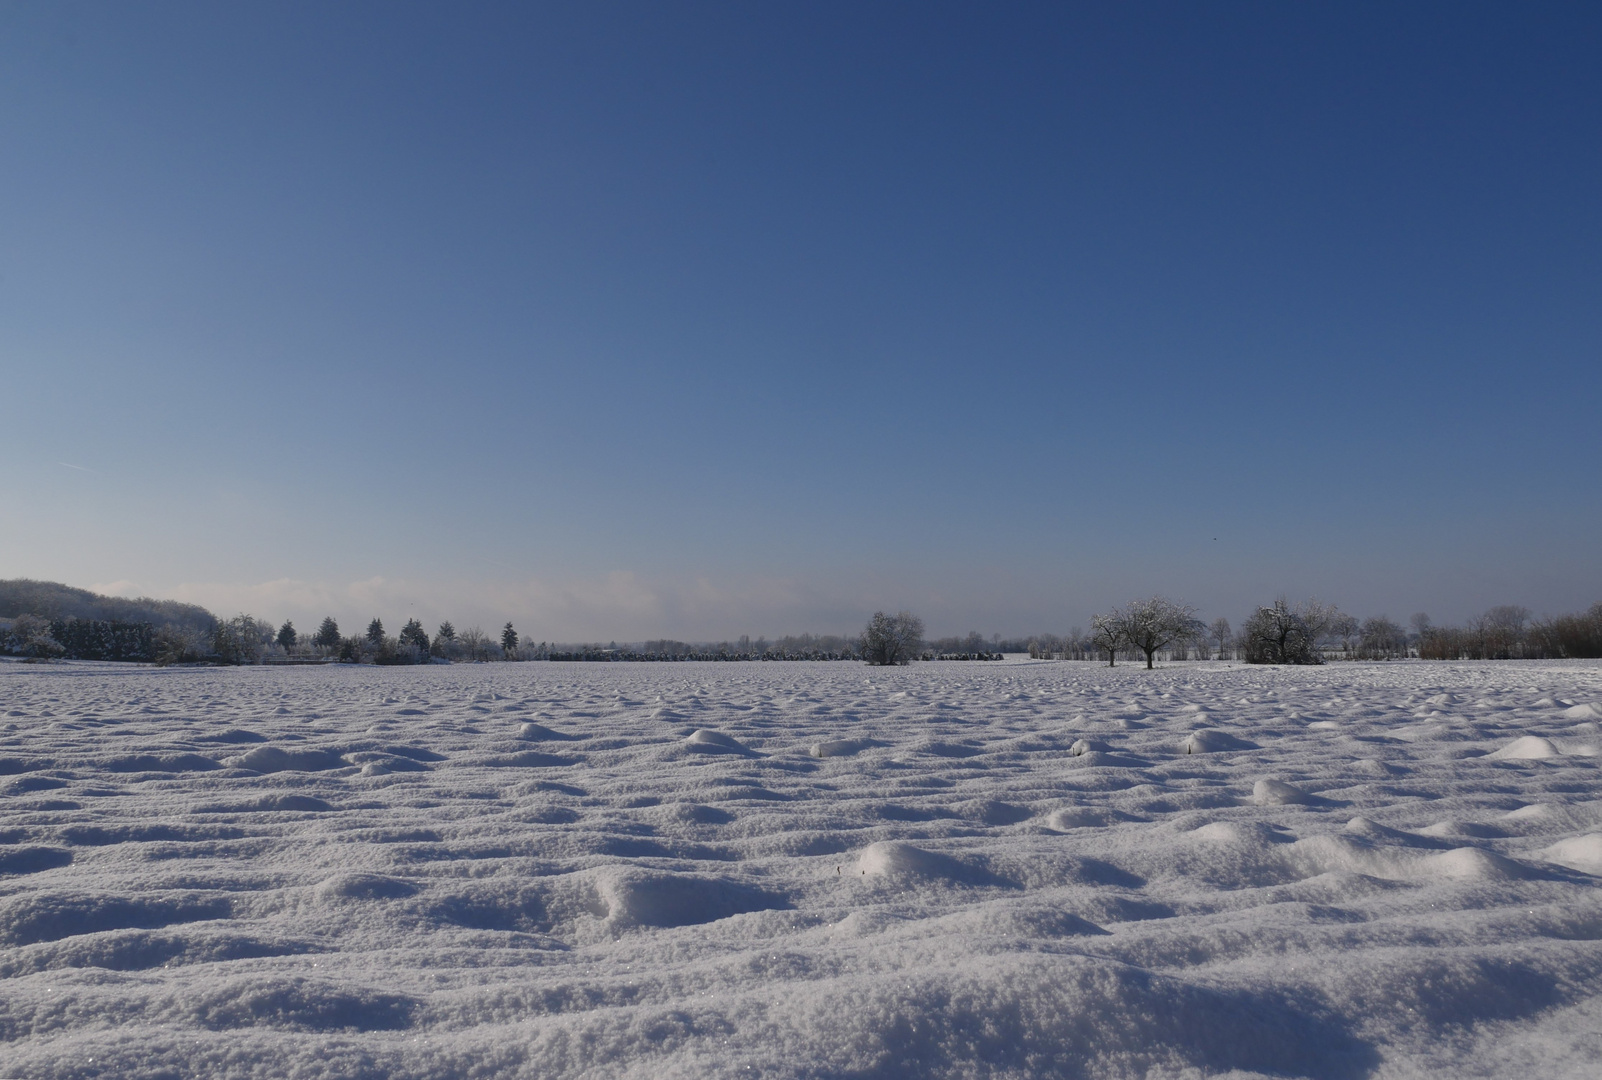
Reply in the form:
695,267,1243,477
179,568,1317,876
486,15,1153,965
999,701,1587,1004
58,462,94,472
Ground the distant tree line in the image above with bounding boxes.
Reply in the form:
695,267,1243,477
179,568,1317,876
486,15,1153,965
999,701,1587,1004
6,577,1599,668
1411,604,1602,660
2,615,156,661
1011,597,1602,666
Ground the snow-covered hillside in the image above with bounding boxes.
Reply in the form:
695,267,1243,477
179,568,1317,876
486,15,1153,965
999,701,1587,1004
1,658,1599,1078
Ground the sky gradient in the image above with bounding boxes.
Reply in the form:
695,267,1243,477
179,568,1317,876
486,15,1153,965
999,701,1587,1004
3,2,1599,641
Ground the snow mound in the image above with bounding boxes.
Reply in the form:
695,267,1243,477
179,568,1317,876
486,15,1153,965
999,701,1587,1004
485,750,578,768
1562,703,1602,721
855,841,998,884
194,794,333,813
1253,778,1315,805
103,753,221,773
1045,807,1118,830
685,729,756,754
961,799,1032,826
1190,821,1259,844
810,737,874,758
920,739,984,758
1423,847,1527,880
1541,834,1602,874
0,892,232,946
1183,729,1255,754
315,873,418,903
1069,739,1098,756
930,901,1109,938
0,928,309,979
0,845,72,875
518,722,577,741
1490,736,1561,760
1285,834,1527,882
659,802,733,825
592,868,785,928
777,953,1364,1079
424,882,546,930
197,729,267,743
231,746,347,772
183,976,416,1031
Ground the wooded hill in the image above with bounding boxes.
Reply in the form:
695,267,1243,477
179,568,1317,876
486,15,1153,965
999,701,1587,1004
0,579,217,635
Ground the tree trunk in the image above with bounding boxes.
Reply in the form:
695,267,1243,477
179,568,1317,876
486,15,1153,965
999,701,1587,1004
1145,649,1155,669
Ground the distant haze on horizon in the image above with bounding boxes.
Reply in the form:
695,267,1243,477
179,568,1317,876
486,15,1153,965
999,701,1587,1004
3,3,1599,641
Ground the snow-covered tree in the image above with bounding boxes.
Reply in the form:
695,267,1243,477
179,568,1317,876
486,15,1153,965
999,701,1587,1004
1242,599,1325,665
366,618,385,644
859,611,923,666
1089,612,1125,666
6,613,63,658
276,620,297,649
214,614,268,665
399,619,429,653
313,617,341,649
1110,596,1199,670
501,622,519,656
458,626,496,662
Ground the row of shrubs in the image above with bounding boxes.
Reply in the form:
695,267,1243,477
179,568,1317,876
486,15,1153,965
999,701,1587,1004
1417,603,1602,660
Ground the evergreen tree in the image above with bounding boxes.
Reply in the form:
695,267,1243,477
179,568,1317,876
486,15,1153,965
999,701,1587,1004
437,621,455,641
276,620,297,649
399,618,429,652
501,622,519,656
366,617,385,644
314,616,340,648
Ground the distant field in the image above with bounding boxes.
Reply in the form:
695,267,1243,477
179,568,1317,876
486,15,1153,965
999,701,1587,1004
1,657,1599,1078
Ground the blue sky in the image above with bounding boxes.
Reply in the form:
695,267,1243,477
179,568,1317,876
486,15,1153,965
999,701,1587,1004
2,2,1599,640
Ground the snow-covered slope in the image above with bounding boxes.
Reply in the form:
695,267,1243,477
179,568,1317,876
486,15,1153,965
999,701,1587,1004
1,658,1599,1078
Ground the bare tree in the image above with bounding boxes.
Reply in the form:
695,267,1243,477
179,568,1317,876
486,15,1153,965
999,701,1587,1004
458,626,493,662
1209,617,1232,661
1331,613,1360,657
1297,599,1338,653
1479,605,1531,659
1358,616,1406,659
859,611,924,666
213,614,269,665
1090,612,1126,667
1242,598,1324,665
1110,596,1199,669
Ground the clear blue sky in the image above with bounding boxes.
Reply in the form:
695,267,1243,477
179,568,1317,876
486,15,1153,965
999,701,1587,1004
3,2,1599,641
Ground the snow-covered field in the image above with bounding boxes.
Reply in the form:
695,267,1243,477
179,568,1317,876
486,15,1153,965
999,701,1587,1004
1,657,1600,1079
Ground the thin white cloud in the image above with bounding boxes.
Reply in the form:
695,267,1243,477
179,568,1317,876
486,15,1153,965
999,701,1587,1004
57,462,94,472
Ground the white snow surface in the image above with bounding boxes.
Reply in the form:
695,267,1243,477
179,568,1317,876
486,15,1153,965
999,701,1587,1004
2,657,1601,1079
